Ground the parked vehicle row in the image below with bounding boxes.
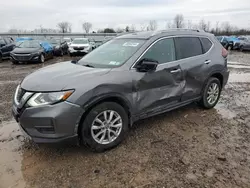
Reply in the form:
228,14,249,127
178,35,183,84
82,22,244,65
216,35,250,51
0,36,104,63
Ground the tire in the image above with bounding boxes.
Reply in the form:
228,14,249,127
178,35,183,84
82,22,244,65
199,77,222,109
12,60,19,64
0,54,2,63
80,102,129,152
39,54,45,63
240,46,244,52
60,50,63,56
227,45,232,51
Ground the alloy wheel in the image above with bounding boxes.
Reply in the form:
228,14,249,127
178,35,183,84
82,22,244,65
91,110,123,145
207,83,219,105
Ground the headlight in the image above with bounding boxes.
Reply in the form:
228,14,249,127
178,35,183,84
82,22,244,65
32,52,40,56
85,46,91,50
27,90,74,107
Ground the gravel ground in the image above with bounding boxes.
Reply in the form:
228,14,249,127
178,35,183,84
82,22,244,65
0,51,250,188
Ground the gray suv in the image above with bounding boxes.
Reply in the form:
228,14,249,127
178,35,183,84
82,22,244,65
12,30,229,152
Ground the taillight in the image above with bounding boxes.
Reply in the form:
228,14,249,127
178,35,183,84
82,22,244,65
222,48,228,58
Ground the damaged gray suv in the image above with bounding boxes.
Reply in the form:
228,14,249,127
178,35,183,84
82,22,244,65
12,30,229,152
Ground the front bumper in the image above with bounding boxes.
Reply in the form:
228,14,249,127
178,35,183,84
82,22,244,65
10,53,40,62
233,42,241,50
12,101,83,144
68,48,90,55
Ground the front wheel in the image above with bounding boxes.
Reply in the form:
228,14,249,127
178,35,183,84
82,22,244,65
199,77,222,109
39,54,45,63
239,46,244,52
80,102,129,152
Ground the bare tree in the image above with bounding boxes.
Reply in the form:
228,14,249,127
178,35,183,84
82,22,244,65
215,21,220,34
198,19,211,32
130,24,136,32
187,20,193,29
57,21,71,33
148,20,157,31
140,23,147,31
221,22,232,34
82,22,92,33
166,21,172,29
173,14,184,28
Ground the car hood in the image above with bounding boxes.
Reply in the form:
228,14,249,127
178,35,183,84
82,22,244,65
12,47,40,54
70,44,89,47
21,61,111,91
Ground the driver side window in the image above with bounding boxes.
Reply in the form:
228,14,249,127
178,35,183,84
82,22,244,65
141,38,176,64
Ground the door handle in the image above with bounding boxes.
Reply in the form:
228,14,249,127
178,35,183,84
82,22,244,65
170,69,181,74
204,60,211,64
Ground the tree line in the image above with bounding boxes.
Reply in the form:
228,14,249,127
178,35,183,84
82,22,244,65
7,14,250,36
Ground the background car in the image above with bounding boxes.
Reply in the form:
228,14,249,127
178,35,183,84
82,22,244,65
47,38,68,56
0,36,16,62
216,36,234,50
228,36,241,50
10,40,53,64
238,37,250,51
89,38,96,49
68,38,92,56
63,38,72,46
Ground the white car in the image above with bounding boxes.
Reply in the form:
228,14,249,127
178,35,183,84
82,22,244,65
68,38,92,56
63,38,72,46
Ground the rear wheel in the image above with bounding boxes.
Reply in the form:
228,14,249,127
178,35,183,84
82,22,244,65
200,77,221,109
0,54,2,63
80,102,129,152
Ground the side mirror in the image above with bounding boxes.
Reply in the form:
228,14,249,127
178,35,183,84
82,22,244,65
136,58,158,72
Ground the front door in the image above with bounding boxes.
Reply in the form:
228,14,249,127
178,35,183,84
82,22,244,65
132,37,185,116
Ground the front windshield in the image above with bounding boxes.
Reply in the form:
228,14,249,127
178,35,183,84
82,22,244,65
78,39,145,68
19,40,40,48
72,39,88,44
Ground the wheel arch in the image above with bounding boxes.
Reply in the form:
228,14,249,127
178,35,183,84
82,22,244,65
77,94,133,137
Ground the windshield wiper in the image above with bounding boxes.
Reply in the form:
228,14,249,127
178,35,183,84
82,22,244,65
83,64,95,68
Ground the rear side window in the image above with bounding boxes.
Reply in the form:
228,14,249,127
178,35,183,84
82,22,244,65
174,37,203,60
141,38,176,64
200,38,213,53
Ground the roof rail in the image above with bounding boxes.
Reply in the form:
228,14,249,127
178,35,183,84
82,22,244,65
151,29,205,36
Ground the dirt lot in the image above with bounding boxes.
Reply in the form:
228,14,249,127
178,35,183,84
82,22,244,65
0,51,250,188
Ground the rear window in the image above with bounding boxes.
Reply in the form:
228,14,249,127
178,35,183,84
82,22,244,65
174,37,203,60
200,38,213,53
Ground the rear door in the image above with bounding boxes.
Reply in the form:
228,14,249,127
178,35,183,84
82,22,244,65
174,36,212,101
133,37,185,116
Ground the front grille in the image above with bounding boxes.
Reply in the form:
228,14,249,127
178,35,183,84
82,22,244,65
14,55,31,61
73,47,84,50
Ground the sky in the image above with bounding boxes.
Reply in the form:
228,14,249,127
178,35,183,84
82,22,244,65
1,0,250,32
